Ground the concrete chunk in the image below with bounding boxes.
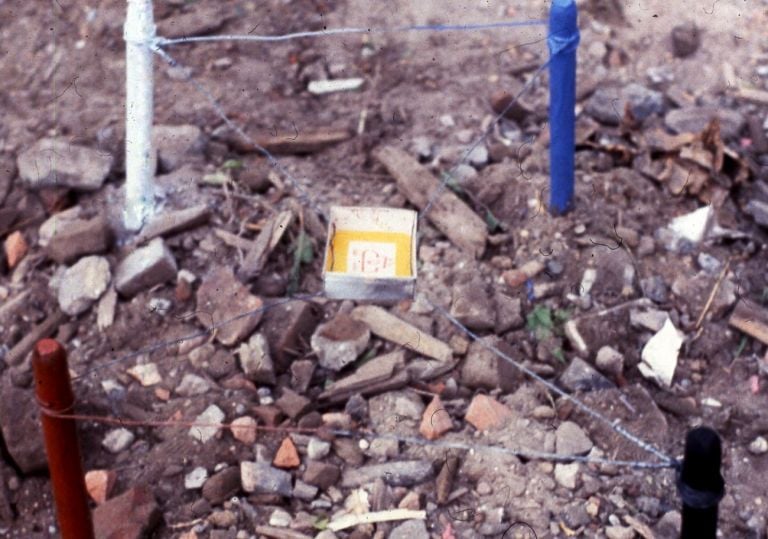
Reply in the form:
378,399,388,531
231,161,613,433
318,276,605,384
115,238,178,297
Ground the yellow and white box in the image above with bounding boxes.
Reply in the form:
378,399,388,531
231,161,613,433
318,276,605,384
322,206,417,301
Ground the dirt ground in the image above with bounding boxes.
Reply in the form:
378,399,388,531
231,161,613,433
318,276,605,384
1,0,768,538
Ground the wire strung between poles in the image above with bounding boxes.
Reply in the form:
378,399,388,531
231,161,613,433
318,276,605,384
428,299,680,469
37,408,675,471
70,292,323,386
150,46,330,224
154,20,548,47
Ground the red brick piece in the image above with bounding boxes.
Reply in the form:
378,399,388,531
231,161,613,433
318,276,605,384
465,394,512,432
92,485,161,539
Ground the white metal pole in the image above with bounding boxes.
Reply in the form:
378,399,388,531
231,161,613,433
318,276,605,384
123,0,156,231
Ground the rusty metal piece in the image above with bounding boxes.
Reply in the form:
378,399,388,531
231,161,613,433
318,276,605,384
32,339,95,539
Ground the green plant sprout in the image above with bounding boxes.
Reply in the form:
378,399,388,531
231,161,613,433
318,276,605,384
526,305,571,364
287,229,313,295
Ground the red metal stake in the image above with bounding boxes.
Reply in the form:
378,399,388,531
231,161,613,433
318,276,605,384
32,339,95,539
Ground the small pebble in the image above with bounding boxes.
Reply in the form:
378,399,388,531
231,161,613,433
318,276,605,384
476,481,492,495
749,436,768,455
185,467,208,490
268,508,291,527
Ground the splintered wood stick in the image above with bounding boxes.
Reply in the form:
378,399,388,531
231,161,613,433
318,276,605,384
327,509,426,532
695,257,731,330
729,299,768,346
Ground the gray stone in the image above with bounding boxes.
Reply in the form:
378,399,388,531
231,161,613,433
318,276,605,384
606,526,635,539
153,124,206,172
453,163,478,185
389,519,429,539
176,374,211,397
184,467,208,489
655,510,682,539
494,293,524,333
292,480,318,501
195,266,263,346
630,308,668,332
190,405,225,443
561,500,591,528
745,200,768,228
341,461,433,488
240,461,292,496
0,376,47,473
115,238,178,298
275,388,311,419
554,462,579,490
58,256,111,315
202,467,241,504
303,461,340,490
595,346,624,377
671,23,700,58
748,436,768,455
307,438,331,460
559,357,615,393
102,428,135,454
45,215,112,264
468,144,489,168
17,137,113,191
268,508,292,527
290,359,315,393
460,337,522,392
310,313,370,372
555,421,593,456
368,390,424,432
641,275,669,304
238,333,275,384
697,253,722,274
586,84,663,126
450,278,495,331
411,136,433,161
665,106,745,139
637,495,661,517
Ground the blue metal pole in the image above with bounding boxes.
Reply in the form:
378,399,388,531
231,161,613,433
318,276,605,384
548,0,580,215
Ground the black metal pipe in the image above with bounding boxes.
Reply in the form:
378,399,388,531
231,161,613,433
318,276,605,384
678,426,725,539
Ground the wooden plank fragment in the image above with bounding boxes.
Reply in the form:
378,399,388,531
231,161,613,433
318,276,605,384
232,130,352,155
319,351,403,400
351,305,452,362
237,210,294,282
374,145,487,258
213,228,255,251
135,204,211,244
736,87,768,106
729,299,768,345
7,310,67,366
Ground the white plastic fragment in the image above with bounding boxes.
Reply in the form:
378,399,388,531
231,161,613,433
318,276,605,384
701,397,722,408
638,317,684,387
308,78,364,95
659,205,713,251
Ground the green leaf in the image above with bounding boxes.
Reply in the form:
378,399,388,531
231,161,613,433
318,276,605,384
526,305,554,340
201,171,230,185
442,171,464,195
298,231,314,264
221,159,244,170
313,517,329,531
485,210,501,233
552,348,566,364
735,335,748,357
